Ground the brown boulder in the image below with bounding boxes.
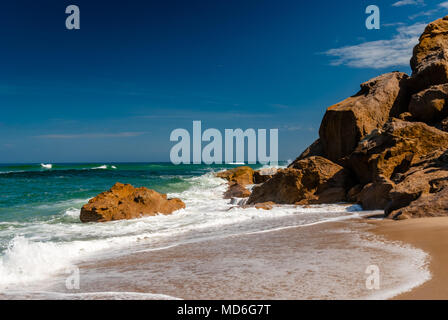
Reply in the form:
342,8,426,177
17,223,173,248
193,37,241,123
385,150,448,217
248,156,353,205
223,183,251,199
254,202,276,210
389,188,448,220
80,183,185,222
357,176,394,210
241,201,276,210
409,84,448,123
410,16,448,90
216,166,254,186
348,119,448,185
319,72,410,162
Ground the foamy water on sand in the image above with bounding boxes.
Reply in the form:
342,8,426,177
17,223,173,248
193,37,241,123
0,164,431,300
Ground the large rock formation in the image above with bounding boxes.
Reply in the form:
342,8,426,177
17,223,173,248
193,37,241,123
386,150,448,218
411,16,448,90
80,183,185,222
348,119,448,185
271,16,448,219
248,156,353,205
222,16,448,219
319,72,409,162
409,84,448,123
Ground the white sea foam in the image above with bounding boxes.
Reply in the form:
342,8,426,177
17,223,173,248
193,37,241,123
35,198,91,210
0,171,23,175
0,173,361,288
0,290,181,300
40,163,52,169
358,233,431,300
64,208,82,218
92,165,108,170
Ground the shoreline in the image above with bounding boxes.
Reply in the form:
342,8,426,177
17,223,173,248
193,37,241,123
368,217,448,300
0,204,444,300
3,215,427,300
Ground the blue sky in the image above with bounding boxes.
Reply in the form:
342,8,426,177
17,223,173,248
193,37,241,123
1,0,447,163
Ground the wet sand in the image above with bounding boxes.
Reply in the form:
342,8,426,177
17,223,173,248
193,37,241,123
2,216,440,300
369,217,448,300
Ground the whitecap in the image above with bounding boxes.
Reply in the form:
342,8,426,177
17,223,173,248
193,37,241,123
91,165,108,170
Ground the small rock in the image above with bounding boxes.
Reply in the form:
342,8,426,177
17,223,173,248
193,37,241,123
224,183,251,199
216,166,254,186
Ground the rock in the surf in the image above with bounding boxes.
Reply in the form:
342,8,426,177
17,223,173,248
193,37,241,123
223,182,251,199
254,201,276,210
80,182,185,222
216,166,254,186
253,167,277,184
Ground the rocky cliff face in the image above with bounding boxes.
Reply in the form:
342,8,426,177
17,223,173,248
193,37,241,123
319,72,410,163
411,16,448,90
240,16,448,219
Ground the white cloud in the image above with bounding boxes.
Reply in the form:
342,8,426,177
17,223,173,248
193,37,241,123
392,0,424,7
323,23,426,69
35,132,147,139
409,1,448,19
439,1,448,9
409,8,439,19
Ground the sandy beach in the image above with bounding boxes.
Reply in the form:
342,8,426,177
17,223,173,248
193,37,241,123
370,217,448,300
2,215,426,300
1,213,446,300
